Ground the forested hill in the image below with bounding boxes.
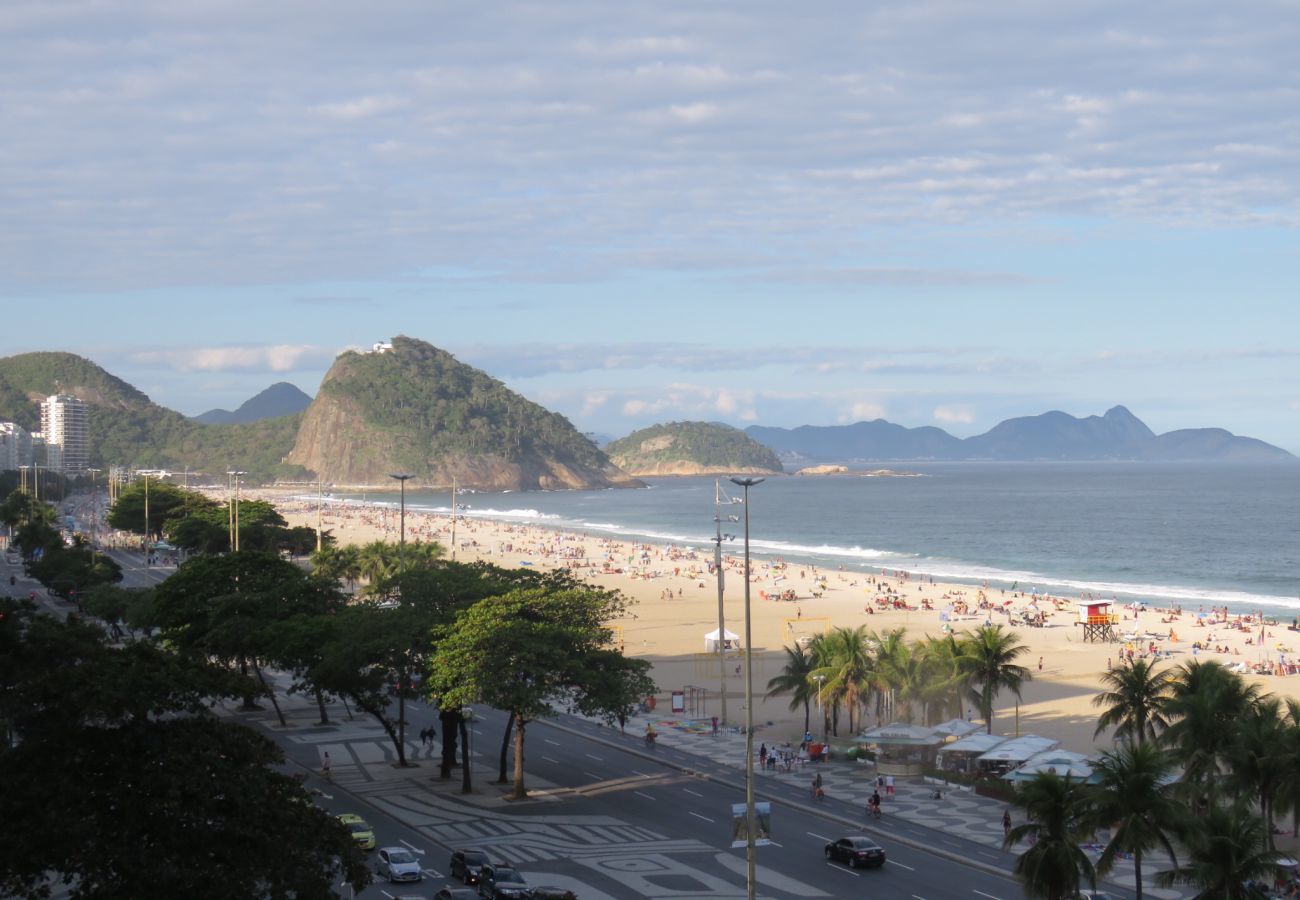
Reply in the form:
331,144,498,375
285,335,642,490
605,421,784,476
0,351,305,480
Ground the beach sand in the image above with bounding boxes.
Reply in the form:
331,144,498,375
254,490,1300,757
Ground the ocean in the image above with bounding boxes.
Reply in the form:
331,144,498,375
335,462,1300,618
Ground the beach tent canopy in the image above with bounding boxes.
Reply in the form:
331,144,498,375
1002,750,1096,783
976,734,1059,764
704,628,741,652
854,722,944,747
931,718,982,741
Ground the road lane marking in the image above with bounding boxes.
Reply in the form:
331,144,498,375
585,753,603,761
808,832,833,842
689,812,714,823
826,864,860,877
634,791,656,801
973,892,1004,900
543,756,559,764
913,895,929,899
683,788,704,797
584,771,601,779
633,770,651,778
887,859,915,871
400,839,425,855
545,739,561,746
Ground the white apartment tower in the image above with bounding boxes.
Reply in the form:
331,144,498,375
0,422,34,471
40,394,89,473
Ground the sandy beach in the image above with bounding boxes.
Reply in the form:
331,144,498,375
253,489,1300,758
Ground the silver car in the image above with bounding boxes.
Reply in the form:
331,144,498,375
375,846,423,883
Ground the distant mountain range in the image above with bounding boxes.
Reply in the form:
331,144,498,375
193,382,312,425
744,406,1294,464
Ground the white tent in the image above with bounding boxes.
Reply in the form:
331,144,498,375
704,628,741,653
931,718,983,741
976,734,1059,766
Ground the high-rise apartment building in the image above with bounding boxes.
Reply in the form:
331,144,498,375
0,422,34,471
40,394,89,473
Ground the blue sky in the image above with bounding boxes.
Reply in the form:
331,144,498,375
3,1,1299,451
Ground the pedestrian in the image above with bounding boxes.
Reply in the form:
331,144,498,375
885,774,894,797
1038,656,1043,671
1002,810,1011,836
759,743,768,767
711,715,718,735
321,752,332,778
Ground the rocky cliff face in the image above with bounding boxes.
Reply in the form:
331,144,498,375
286,336,642,491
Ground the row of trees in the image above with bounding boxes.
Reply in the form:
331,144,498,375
2,480,655,896
768,626,1298,899
0,489,122,598
766,623,1032,736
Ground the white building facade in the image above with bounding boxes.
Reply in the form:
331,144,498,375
0,422,34,471
40,394,89,473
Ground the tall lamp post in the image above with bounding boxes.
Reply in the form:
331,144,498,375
142,472,151,556
227,471,246,552
815,674,827,742
729,475,763,900
388,473,413,573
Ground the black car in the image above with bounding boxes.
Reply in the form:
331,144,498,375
450,848,491,885
531,888,577,900
824,834,886,868
477,862,529,899
434,889,481,900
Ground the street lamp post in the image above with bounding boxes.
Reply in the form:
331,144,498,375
815,674,827,741
729,475,763,900
388,474,413,573
226,471,246,552
142,472,151,556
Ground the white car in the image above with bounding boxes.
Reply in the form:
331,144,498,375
375,846,423,883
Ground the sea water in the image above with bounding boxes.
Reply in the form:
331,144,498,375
339,462,1300,618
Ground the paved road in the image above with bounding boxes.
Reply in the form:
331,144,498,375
232,683,1045,900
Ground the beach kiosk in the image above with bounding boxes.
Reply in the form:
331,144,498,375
975,734,1059,776
703,628,741,653
1077,600,1118,643
935,733,1010,774
1002,749,1096,784
855,722,945,776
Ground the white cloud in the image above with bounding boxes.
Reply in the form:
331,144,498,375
131,344,331,373
315,95,408,120
933,404,975,424
839,401,886,423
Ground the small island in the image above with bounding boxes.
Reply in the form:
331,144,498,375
795,465,924,477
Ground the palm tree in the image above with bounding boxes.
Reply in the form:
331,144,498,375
875,633,926,724
809,626,875,735
1005,772,1098,900
1224,697,1290,848
916,632,970,725
355,540,397,587
1092,658,1174,746
1089,741,1184,899
765,643,816,734
1156,803,1285,899
1274,699,1300,840
1162,661,1262,809
962,624,1031,734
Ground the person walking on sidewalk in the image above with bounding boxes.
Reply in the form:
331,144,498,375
321,752,332,779
1002,809,1011,836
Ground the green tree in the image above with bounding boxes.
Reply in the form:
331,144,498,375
1157,803,1284,899
1005,772,1098,900
1224,697,1291,849
26,540,122,598
765,643,817,734
962,624,1031,734
915,632,971,725
107,480,195,539
427,582,634,800
1089,741,1184,900
1162,661,1261,809
810,626,876,735
1092,659,1174,746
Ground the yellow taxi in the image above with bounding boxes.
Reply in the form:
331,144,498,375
337,813,376,851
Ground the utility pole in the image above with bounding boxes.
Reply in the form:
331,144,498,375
450,475,458,561
713,479,738,728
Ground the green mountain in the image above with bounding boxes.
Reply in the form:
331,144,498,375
605,421,784,476
285,336,641,490
0,352,305,481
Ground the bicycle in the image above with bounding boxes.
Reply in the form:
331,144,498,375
866,801,882,820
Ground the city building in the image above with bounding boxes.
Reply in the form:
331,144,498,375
0,422,34,471
40,394,89,473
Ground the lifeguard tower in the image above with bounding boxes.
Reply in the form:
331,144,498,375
1077,600,1118,643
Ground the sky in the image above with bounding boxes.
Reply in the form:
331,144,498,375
3,1,1299,452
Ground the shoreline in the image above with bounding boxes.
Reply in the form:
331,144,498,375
240,488,1300,758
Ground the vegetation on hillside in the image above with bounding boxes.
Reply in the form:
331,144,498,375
315,336,607,471
605,421,783,472
0,351,305,481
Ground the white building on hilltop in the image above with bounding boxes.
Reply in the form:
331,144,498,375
40,394,89,473
0,422,34,471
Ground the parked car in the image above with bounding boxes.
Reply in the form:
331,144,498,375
434,889,481,900
824,834,887,869
477,862,528,899
450,847,491,884
375,846,423,883
531,888,578,900
336,813,375,851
